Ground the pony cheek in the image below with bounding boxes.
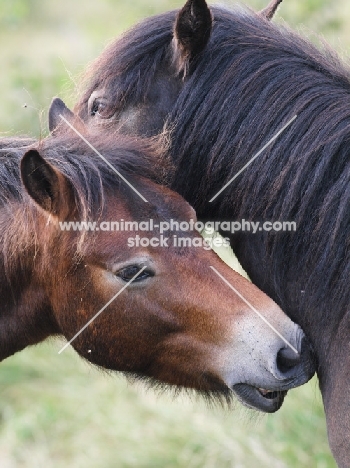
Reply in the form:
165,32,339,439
66,309,166,373
50,275,165,372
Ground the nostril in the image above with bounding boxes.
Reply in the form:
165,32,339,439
277,347,301,374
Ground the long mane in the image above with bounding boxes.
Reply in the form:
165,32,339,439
167,7,350,325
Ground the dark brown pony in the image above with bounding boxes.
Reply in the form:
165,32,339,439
74,0,350,464
0,114,314,413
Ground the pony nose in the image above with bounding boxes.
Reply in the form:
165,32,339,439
277,347,301,373
276,336,315,380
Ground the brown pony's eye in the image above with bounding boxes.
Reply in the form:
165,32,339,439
117,265,154,282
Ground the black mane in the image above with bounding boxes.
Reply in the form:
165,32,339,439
167,7,350,328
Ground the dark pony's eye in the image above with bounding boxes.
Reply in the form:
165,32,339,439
116,265,154,282
90,99,107,117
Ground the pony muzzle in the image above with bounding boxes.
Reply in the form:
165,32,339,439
220,321,315,413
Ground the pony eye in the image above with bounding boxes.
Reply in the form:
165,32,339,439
116,265,154,282
91,99,107,117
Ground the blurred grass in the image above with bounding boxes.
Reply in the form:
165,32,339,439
0,343,335,468
0,0,346,466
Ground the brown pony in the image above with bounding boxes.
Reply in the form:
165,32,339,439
0,109,314,413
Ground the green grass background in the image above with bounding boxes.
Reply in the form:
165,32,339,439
1,0,349,466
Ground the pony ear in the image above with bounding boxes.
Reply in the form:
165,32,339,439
49,97,86,135
173,0,212,76
21,149,75,219
259,0,283,21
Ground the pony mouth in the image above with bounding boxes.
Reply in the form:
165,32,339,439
232,383,287,413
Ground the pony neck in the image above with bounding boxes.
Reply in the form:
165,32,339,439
0,203,57,361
